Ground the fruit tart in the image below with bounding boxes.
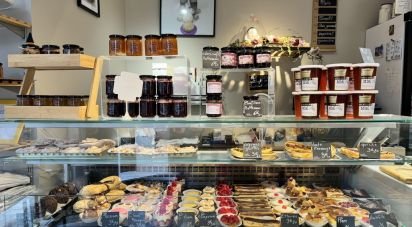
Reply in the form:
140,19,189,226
218,214,242,227
305,205,328,227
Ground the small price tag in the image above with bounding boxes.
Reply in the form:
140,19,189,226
281,213,299,227
312,141,332,160
359,142,381,159
370,213,387,227
199,212,219,227
128,211,145,227
243,142,262,159
177,212,196,227
337,216,355,227
243,100,262,117
101,212,119,227
202,50,220,69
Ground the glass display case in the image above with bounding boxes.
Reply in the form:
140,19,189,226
0,116,411,227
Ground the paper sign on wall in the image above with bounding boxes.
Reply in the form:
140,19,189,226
360,48,375,63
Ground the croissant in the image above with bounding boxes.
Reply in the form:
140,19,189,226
73,199,98,213
79,184,109,196
100,176,121,189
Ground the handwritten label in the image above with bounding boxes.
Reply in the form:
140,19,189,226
177,212,196,227
243,100,262,117
337,216,355,227
202,50,220,69
281,213,299,227
359,142,381,159
312,141,332,159
243,142,262,159
128,211,145,227
199,212,218,227
370,213,387,227
101,212,119,227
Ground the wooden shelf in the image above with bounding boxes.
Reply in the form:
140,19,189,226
8,54,96,70
0,83,21,87
4,106,92,120
0,14,31,38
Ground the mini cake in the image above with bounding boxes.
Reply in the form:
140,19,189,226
203,186,215,194
112,202,135,210
136,203,155,213
121,194,144,204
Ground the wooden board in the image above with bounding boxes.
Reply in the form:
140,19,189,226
0,14,31,29
8,54,96,70
4,106,88,119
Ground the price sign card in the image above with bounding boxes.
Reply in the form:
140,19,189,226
337,216,355,227
128,211,145,227
281,213,299,227
199,211,219,227
177,212,196,227
101,212,119,227
243,100,262,117
312,141,332,160
202,49,220,69
243,142,262,159
359,142,381,159
370,213,387,227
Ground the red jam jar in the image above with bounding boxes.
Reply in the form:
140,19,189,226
300,94,320,119
238,47,254,68
299,65,325,91
157,97,172,117
293,94,302,118
172,96,188,118
326,63,351,91
291,67,301,92
352,63,379,90
327,94,347,119
352,92,377,119
346,95,354,119
221,47,237,68
128,98,139,118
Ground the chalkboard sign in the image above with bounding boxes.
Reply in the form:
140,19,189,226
248,72,268,92
101,212,119,227
199,212,219,226
281,213,299,227
243,100,262,117
243,142,262,159
312,0,337,51
312,141,332,159
319,0,337,6
177,212,196,227
128,211,145,227
370,213,387,227
337,216,355,227
202,48,220,69
359,142,381,159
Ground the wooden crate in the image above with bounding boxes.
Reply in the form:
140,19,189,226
4,106,90,120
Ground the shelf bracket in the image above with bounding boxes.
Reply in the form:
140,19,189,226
0,21,28,39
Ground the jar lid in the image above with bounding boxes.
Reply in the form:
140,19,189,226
22,44,39,49
325,63,352,68
241,47,254,50
207,95,222,101
299,65,324,70
352,63,380,68
62,44,80,49
106,75,117,79
172,96,187,100
41,45,60,49
140,96,156,99
156,75,172,80
206,75,222,80
161,33,177,38
139,75,155,79
109,34,125,39
291,67,300,72
203,46,219,51
256,46,270,51
243,96,258,100
126,35,142,39
145,34,161,39
221,46,233,51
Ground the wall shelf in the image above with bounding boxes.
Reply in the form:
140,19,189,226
0,14,31,39
8,54,96,70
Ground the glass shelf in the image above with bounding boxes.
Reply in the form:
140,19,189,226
100,55,188,61
200,67,275,73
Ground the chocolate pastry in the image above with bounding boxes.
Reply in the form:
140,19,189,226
62,182,78,195
49,187,70,204
40,196,58,216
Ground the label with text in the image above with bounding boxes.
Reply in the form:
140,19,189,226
177,212,196,227
301,103,318,117
101,212,119,227
202,50,220,69
312,141,332,159
370,213,387,227
243,100,262,117
199,212,219,227
359,142,381,159
128,211,145,227
243,142,262,159
301,78,319,91
281,213,299,227
336,216,355,227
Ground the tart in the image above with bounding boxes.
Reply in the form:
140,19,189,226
305,205,328,227
183,189,202,197
176,207,199,215
182,195,201,203
269,199,290,207
217,207,238,215
199,199,214,207
203,186,215,194
218,214,242,227
324,188,344,197
178,201,198,208
338,201,359,208
273,205,297,215
199,205,215,212
201,193,215,200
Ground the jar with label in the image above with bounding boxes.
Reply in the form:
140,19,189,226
291,67,301,92
206,95,223,117
128,98,139,118
221,47,238,68
52,96,68,106
140,75,156,97
81,96,89,106
105,75,117,97
140,96,156,118
126,35,143,56
145,35,161,56
161,34,178,55
107,99,126,117
62,44,81,54
353,93,376,119
157,98,172,117
300,94,320,119
17,95,33,106
254,46,272,68
326,63,351,91
67,96,82,106
327,94,347,119
41,45,60,54
346,95,354,119
172,96,188,117
156,76,173,97
22,44,40,54
206,75,222,95
352,63,379,90
109,35,126,56
238,47,254,68
299,65,325,91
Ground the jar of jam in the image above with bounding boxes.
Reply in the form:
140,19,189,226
157,98,172,117
206,95,223,117
128,98,139,118
292,67,301,92
140,96,156,118
67,96,82,106
255,46,271,68
145,35,161,56
221,47,237,68
107,99,126,117
140,75,156,97
126,35,143,56
161,34,178,55
22,44,40,54
300,94,320,119
346,95,354,119
172,96,188,118
156,76,173,97
52,96,68,106
352,63,379,90
327,94,347,119
33,95,52,106
62,44,81,54
206,75,222,95
109,34,126,56
238,47,254,68
81,96,89,106
293,95,302,118
41,45,60,54
326,63,351,91
80,47,85,54
353,93,376,119
16,95,33,106
299,65,325,91
106,75,117,97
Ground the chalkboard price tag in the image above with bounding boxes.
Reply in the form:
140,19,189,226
312,141,332,160
177,212,196,227
359,142,381,159
199,212,219,226
370,213,387,227
101,212,119,227
202,49,220,69
336,216,355,227
281,213,299,227
243,100,262,117
243,142,262,159
128,211,145,227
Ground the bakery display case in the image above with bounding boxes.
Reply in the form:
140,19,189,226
0,116,411,227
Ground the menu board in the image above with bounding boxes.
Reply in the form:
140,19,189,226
311,0,337,51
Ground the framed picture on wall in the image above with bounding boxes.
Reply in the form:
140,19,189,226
160,0,216,37
77,0,100,17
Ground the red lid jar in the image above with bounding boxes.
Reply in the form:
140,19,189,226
326,63,351,91
300,94,320,119
299,65,326,91
352,63,379,90
291,67,301,92
352,92,376,119
326,94,347,119
346,95,354,119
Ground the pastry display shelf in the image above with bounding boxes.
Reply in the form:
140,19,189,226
0,114,410,128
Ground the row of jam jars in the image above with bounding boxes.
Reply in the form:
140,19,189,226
220,46,272,69
109,34,178,56
139,75,173,97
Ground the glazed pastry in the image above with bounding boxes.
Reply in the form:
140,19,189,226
79,184,109,196
73,199,98,213
348,207,369,223
126,183,148,194
99,176,121,189
105,189,125,203
99,202,111,212
116,183,127,190
49,187,70,204
40,196,58,216
324,188,344,197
